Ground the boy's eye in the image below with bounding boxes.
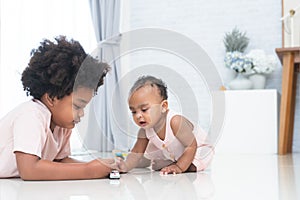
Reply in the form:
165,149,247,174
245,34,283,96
131,111,136,114
73,104,81,110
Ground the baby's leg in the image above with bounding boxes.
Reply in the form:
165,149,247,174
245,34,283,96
186,163,197,172
151,159,174,171
136,156,151,168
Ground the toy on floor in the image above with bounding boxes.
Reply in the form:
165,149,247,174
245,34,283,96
109,170,121,179
112,149,128,160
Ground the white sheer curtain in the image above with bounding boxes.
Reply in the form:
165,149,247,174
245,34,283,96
83,0,130,152
0,1,96,152
0,0,96,119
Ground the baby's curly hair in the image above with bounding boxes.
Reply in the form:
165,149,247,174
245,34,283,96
129,75,168,100
21,36,110,100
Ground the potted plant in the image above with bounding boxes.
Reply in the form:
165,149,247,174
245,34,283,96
223,27,253,89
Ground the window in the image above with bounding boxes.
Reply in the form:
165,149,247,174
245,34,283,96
0,0,96,118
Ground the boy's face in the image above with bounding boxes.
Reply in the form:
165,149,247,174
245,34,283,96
128,85,167,129
50,87,94,130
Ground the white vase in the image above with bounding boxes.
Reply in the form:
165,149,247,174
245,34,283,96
248,74,266,89
228,73,253,90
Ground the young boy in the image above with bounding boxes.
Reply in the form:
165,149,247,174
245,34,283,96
0,36,113,180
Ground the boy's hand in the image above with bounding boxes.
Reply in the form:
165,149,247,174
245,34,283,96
98,158,115,168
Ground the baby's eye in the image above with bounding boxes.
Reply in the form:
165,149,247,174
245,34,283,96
141,108,148,112
131,111,136,114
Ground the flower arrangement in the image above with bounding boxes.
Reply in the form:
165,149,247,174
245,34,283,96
223,27,249,53
223,28,277,75
224,51,254,74
246,49,277,74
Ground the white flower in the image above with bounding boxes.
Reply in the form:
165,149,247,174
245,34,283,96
246,49,277,74
224,51,254,74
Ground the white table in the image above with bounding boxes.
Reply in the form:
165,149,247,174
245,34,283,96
214,90,279,154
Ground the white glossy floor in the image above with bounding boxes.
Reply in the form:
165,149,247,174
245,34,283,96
0,153,299,200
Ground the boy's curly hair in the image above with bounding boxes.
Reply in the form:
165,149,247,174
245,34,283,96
21,36,110,100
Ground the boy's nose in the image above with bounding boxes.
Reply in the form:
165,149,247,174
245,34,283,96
78,109,84,117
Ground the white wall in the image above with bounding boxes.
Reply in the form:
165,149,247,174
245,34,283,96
283,0,300,47
121,0,300,152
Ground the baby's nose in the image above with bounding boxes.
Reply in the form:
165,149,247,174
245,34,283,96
136,112,143,119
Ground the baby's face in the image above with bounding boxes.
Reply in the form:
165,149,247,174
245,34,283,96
50,87,94,129
128,85,164,129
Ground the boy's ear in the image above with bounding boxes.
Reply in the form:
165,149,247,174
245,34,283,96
162,100,168,113
44,93,55,106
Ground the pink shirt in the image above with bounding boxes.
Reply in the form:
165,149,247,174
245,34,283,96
144,110,213,171
0,99,72,178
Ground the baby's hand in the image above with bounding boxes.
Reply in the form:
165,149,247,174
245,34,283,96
115,157,129,173
160,164,183,175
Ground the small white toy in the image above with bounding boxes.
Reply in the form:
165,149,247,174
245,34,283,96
109,170,121,179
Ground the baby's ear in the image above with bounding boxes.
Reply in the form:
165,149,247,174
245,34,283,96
162,100,168,113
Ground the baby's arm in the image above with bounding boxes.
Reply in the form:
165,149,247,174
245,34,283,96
15,151,113,180
116,129,149,172
160,115,197,174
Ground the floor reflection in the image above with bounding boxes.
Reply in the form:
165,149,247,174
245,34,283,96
1,154,299,200
0,168,215,200
278,154,299,200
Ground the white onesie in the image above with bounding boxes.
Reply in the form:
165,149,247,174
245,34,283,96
144,109,213,171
